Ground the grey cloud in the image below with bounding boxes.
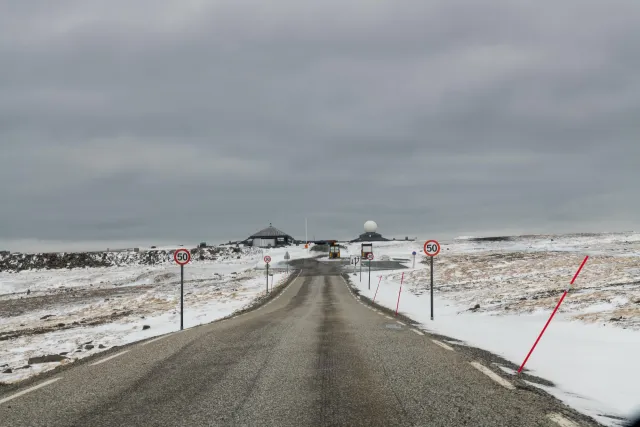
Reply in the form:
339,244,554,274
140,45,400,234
1,1,639,250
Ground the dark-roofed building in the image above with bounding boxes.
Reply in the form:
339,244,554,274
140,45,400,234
243,224,295,248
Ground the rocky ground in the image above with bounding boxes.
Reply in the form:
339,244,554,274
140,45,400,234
400,234,640,330
0,244,288,384
0,245,246,273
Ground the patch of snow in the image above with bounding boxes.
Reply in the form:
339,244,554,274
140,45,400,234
349,231,640,425
0,246,308,384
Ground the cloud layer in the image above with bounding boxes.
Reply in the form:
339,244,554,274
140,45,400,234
1,1,639,249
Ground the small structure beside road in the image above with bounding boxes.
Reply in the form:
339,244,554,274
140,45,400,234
242,224,295,248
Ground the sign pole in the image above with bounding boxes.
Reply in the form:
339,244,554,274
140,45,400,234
368,259,371,290
430,256,434,320
180,264,184,330
423,240,440,321
266,262,269,293
174,248,190,331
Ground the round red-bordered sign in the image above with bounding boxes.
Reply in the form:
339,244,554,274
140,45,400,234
367,253,374,260
423,240,441,257
264,255,272,264
174,248,191,265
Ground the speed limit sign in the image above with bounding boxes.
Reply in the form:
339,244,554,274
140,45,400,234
174,248,191,331
264,255,272,264
367,253,374,260
174,248,191,265
423,240,441,257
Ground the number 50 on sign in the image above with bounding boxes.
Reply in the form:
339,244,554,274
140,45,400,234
423,240,440,257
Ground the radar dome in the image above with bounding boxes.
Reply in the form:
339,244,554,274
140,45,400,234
364,221,378,233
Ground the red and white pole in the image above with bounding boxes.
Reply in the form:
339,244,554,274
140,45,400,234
373,276,382,303
395,272,404,317
517,256,589,373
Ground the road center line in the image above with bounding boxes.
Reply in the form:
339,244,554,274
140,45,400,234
141,335,169,346
546,413,579,427
90,350,130,366
412,329,424,336
470,362,515,390
431,340,454,351
0,378,62,405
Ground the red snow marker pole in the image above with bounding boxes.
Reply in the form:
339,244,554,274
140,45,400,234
395,272,404,317
517,256,589,374
373,276,382,303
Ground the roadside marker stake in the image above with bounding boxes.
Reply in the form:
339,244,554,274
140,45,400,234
517,256,589,374
395,272,404,317
373,276,382,303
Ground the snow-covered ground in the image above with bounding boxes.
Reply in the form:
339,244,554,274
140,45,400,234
3,234,639,423
0,245,311,384
346,233,640,426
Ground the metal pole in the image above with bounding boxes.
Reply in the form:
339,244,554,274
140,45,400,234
180,265,184,330
413,255,416,269
360,259,362,282
368,260,371,290
430,256,434,320
266,263,269,293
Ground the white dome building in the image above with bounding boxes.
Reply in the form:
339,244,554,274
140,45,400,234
350,220,390,243
364,221,377,233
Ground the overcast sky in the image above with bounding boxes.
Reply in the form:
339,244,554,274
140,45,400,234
1,1,639,251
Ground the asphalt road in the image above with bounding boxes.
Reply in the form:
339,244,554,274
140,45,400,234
0,259,603,426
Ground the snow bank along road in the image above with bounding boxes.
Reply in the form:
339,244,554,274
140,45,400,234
0,259,602,427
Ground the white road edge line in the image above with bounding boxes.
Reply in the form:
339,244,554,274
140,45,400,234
412,329,424,336
432,340,454,351
470,362,515,390
0,378,62,405
385,316,392,320
546,413,579,427
141,335,169,346
396,321,405,326
90,350,130,366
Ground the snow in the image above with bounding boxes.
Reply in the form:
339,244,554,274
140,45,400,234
0,245,309,385
348,232,640,426
3,233,639,424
